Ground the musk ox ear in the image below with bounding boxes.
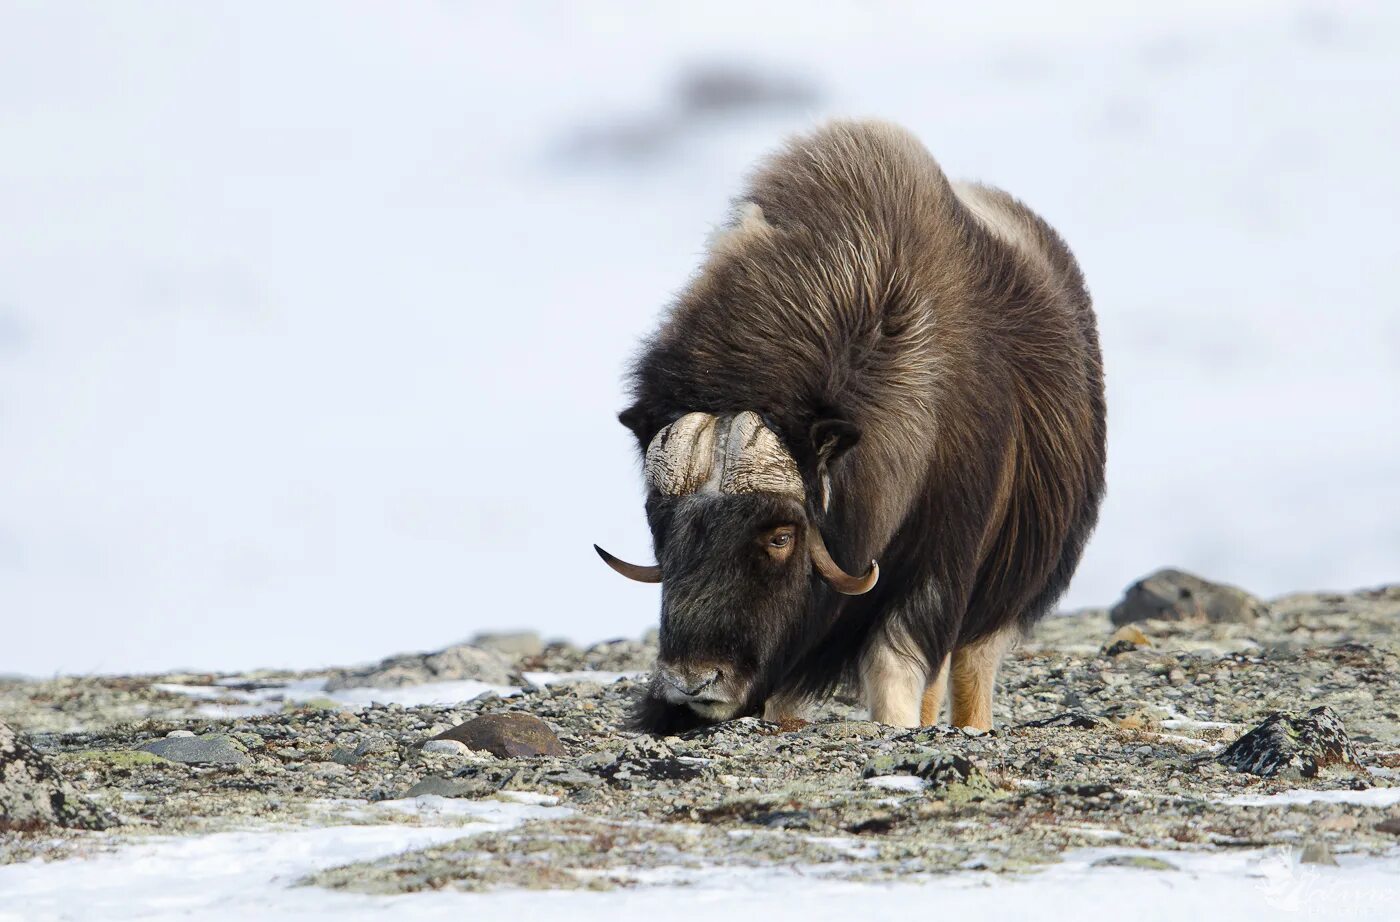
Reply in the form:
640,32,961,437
810,418,861,467
617,405,650,444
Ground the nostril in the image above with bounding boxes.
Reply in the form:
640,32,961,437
660,665,721,698
685,669,720,696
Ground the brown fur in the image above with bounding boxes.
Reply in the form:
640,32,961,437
621,119,1106,725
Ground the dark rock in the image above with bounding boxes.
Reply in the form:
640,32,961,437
431,713,564,758
1111,568,1268,626
1,720,115,831
752,809,813,830
598,756,704,785
140,734,250,766
1374,817,1400,836
1217,706,1359,779
1019,711,1107,730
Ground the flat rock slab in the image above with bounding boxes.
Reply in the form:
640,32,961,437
325,643,513,690
140,734,250,766
1,720,114,831
1218,705,1359,779
1111,568,1268,626
431,712,564,758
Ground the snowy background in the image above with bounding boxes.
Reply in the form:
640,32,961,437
1,1,1396,676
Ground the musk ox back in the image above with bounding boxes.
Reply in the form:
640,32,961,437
596,120,1106,734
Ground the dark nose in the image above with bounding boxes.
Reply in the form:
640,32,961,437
659,664,720,697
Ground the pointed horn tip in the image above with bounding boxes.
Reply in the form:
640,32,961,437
848,560,880,595
594,544,663,584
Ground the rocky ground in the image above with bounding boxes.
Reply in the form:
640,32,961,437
2,570,1399,893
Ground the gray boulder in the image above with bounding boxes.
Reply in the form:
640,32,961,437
1111,568,1268,626
140,734,250,766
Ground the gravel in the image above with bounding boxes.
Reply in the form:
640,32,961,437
2,574,1398,890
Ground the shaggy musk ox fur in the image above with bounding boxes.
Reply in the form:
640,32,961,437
598,120,1106,734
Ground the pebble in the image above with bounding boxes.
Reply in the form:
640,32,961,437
421,739,471,756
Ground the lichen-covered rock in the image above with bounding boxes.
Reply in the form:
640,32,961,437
140,734,250,766
1,720,115,831
864,748,993,797
1217,706,1359,779
1111,568,1268,626
431,712,564,758
325,643,513,690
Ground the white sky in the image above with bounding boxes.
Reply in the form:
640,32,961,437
1,2,1396,675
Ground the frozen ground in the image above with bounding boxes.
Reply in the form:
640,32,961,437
2,1,1398,676
3,586,1398,919
2,813,1396,921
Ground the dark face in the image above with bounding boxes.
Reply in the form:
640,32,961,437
632,492,814,734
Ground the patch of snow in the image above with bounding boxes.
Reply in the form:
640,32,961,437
521,670,644,687
864,775,926,792
491,791,561,807
156,677,521,711
1161,718,1236,731
4,822,1400,922
1223,787,1400,808
0,798,568,922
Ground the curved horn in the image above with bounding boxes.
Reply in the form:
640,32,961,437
644,412,718,495
718,411,803,498
807,530,878,595
594,544,662,584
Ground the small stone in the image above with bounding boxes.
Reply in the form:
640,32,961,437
1111,568,1268,626
400,775,493,799
304,761,350,778
1102,624,1151,656
140,734,251,766
1091,855,1177,871
1299,842,1338,866
421,739,471,756
1374,817,1400,836
1217,706,1359,779
430,712,564,758
165,730,196,738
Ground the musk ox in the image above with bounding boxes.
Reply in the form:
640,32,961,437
595,120,1106,734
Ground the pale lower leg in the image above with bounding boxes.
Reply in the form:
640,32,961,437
861,630,928,728
919,653,951,726
950,626,1015,730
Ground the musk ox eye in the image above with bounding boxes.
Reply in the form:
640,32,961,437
761,526,797,558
